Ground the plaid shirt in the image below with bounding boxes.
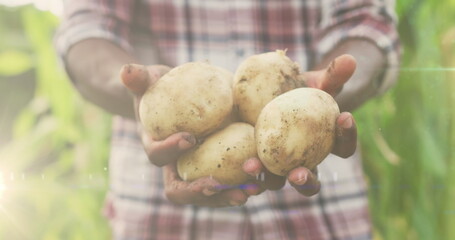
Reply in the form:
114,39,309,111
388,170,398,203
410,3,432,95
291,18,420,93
56,0,400,239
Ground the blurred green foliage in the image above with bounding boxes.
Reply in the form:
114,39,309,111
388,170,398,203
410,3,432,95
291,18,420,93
0,1,454,240
0,50,33,76
0,5,111,240
356,0,455,239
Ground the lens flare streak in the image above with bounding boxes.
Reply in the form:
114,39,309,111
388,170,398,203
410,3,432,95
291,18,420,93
398,67,455,72
0,175,5,200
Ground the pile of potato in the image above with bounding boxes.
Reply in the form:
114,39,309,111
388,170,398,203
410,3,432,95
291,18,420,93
139,50,340,186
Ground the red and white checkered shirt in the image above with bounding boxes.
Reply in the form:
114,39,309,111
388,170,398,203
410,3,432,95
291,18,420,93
56,0,400,239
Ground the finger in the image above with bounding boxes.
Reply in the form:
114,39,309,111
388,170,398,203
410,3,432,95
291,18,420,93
164,164,222,196
188,176,223,196
243,157,262,177
215,189,248,206
262,170,287,190
302,54,357,96
321,54,356,95
332,112,357,158
143,131,197,166
165,181,218,206
165,167,246,207
318,54,356,96
164,166,222,205
164,169,249,207
288,167,321,196
120,64,151,96
241,181,264,196
192,190,249,208
243,158,286,190
210,179,263,197
189,182,248,207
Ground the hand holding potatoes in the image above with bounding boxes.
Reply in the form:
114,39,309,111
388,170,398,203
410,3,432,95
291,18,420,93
121,51,358,204
239,53,358,196
139,62,234,140
121,63,261,207
255,88,340,176
120,64,197,167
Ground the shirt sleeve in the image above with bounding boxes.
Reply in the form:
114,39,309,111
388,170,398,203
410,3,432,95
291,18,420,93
317,0,401,95
54,0,135,59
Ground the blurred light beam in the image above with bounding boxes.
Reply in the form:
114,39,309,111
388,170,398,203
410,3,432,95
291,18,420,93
0,177,5,199
399,67,455,72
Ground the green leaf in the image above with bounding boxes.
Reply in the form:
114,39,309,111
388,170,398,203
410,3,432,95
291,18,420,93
0,50,33,76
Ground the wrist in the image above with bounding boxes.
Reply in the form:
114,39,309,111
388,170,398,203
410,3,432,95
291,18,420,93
66,38,138,118
316,39,386,112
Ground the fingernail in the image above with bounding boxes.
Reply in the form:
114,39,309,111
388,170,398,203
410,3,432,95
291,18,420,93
129,64,148,78
122,64,132,74
183,133,196,145
120,64,150,95
341,115,353,129
179,134,196,149
202,188,217,196
229,200,242,206
294,172,308,185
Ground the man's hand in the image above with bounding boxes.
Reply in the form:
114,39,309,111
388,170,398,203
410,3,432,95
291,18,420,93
162,163,265,207
243,54,358,196
120,64,198,167
121,54,357,202
121,64,261,207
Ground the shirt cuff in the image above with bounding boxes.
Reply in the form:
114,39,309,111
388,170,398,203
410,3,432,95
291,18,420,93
54,21,133,61
317,19,401,95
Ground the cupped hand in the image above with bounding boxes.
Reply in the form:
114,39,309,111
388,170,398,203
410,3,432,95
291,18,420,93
243,54,358,196
121,64,259,207
121,64,198,167
162,163,266,207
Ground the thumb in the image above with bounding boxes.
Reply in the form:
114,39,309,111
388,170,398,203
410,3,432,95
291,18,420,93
302,54,356,96
120,63,152,96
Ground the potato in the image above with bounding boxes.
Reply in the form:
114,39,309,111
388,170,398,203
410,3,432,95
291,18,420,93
177,122,256,186
139,62,234,140
233,50,305,125
255,88,340,176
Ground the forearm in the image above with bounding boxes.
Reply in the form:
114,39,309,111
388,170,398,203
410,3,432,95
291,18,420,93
315,39,387,112
65,38,137,118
